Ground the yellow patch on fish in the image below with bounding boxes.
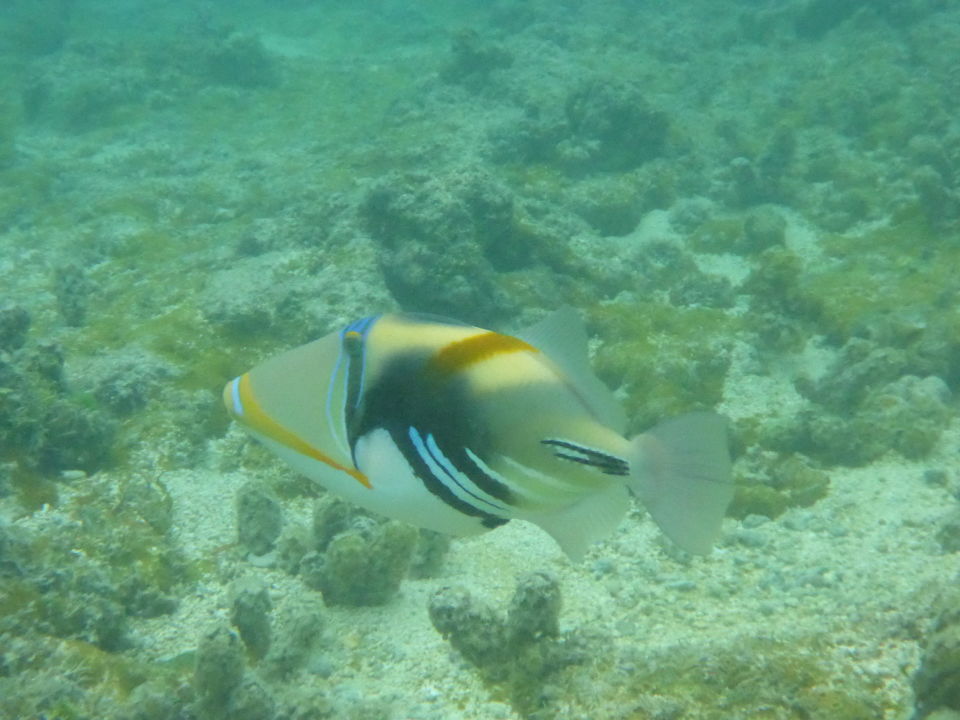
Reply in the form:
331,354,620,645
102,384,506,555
428,331,537,376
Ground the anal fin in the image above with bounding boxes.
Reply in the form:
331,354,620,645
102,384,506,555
526,484,630,561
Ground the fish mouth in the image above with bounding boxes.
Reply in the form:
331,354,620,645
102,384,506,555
223,375,244,422
223,374,372,489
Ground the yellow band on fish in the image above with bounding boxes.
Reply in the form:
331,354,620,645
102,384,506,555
429,332,536,376
226,373,372,489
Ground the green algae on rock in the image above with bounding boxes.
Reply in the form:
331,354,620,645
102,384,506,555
728,452,830,521
936,510,960,554
230,577,272,661
0,331,117,482
409,528,452,579
590,301,736,431
359,169,523,324
914,589,960,718
303,518,417,607
0,471,184,652
562,78,670,174
429,572,586,717
194,626,246,719
236,481,283,557
300,496,420,606
262,595,326,680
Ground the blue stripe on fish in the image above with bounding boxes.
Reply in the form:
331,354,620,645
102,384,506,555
424,431,508,513
230,377,244,416
399,425,507,528
325,315,382,462
408,427,507,514
342,315,378,410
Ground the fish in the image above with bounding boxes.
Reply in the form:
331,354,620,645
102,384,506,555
223,307,733,560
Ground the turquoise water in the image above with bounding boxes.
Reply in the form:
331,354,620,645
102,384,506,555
1,1,959,718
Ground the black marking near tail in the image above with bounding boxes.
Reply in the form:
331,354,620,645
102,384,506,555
541,438,629,476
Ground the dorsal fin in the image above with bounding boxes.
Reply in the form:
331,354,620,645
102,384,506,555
517,307,627,434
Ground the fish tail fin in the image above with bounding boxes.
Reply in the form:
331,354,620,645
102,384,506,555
627,412,733,554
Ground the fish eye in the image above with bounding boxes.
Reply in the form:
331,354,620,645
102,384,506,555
343,330,363,354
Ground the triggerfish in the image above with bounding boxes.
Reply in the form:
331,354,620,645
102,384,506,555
223,308,733,560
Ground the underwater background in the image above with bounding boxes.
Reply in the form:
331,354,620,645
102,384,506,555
1,0,959,718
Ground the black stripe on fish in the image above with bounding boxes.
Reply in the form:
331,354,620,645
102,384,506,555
391,425,507,528
341,315,379,467
408,426,508,514
541,438,629,476
350,349,514,528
